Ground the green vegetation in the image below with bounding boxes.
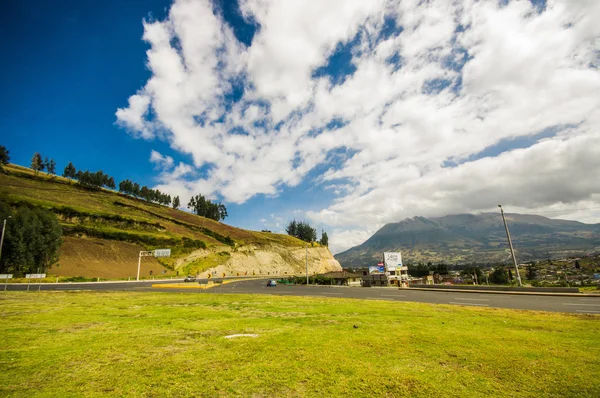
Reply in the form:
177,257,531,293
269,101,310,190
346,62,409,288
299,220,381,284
0,145,9,171
187,193,227,222
182,251,231,275
0,292,598,397
286,219,317,242
0,200,62,275
30,152,44,175
320,230,329,247
118,178,172,206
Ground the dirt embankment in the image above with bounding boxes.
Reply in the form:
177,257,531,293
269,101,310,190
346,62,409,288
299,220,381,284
178,244,342,277
52,237,170,278
51,237,340,279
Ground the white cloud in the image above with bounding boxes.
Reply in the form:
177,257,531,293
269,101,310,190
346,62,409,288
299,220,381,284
115,94,153,139
118,0,600,254
149,150,174,169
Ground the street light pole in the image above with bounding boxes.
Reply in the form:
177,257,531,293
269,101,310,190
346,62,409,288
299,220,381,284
137,251,142,281
0,216,11,265
306,243,309,285
498,205,522,287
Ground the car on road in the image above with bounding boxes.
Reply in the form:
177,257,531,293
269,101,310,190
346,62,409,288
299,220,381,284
266,280,277,287
184,276,196,282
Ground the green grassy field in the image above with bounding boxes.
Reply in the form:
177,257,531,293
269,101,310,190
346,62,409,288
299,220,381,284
1,292,598,397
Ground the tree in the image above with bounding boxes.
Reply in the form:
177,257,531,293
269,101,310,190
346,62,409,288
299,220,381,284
526,264,537,280
286,220,298,237
508,268,514,281
319,231,329,247
462,267,483,284
106,177,116,190
218,203,228,220
0,202,63,275
490,267,509,284
63,162,77,179
575,260,581,269
30,153,44,175
172,196,180,209
436,263,448,275
187,194,227,221
286,220,317,243
46,159,56,175
0,145,9,171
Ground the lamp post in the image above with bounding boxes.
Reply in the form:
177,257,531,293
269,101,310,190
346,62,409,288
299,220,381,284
0,216,11,265
498,205,522,287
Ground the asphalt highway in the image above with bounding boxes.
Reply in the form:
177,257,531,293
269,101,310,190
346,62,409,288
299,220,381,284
6,278,600,314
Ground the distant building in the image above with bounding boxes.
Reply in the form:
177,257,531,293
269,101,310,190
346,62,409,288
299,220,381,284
321,271,362,286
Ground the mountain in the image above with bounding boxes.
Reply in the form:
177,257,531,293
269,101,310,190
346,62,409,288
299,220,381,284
0,164,341,278
335,213,600,267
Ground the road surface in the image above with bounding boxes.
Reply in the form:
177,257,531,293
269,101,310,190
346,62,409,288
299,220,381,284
5,278,599,314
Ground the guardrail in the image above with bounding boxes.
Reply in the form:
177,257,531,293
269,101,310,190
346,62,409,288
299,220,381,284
409,284,580,293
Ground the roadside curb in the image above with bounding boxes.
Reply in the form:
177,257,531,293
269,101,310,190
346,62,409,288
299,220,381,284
405,287,597,297
152,279,243,290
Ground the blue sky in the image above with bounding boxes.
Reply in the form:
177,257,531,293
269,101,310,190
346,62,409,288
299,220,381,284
1,0,332,234
2,0,599,254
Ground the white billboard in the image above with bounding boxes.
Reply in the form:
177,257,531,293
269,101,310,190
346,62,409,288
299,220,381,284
154,249,171,258
383,252,402,271
25,274,46,279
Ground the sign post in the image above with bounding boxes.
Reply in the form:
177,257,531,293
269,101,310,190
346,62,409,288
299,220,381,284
0,274,12,291
137,249,171,281
25,274,45,292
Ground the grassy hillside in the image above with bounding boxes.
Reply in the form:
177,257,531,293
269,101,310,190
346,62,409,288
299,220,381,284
0,164,308,277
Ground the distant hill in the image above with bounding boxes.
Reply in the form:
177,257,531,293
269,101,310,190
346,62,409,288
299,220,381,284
335,213,600,267
0,164,340,278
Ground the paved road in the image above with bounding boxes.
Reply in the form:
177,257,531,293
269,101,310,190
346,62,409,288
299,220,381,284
5,278,600,314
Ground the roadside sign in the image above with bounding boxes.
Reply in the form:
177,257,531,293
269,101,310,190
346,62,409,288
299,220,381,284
0,274,13,279
154,249,171,258
26,274,46,279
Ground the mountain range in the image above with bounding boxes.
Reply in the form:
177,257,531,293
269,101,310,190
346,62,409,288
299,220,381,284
335,213,600,267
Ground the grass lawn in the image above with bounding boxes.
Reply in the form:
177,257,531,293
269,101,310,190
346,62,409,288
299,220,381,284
0,292,598,397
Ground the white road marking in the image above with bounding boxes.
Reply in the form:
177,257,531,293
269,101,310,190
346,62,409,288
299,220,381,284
380,294,406,298
453,298,489,301
563,303,600,307
322,292,343,295
448,302,489,307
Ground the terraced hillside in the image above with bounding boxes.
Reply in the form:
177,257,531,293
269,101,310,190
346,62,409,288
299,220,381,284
0,164,341,278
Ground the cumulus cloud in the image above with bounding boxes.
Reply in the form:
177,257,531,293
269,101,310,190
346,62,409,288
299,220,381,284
118,0,600,253
149,150,174,169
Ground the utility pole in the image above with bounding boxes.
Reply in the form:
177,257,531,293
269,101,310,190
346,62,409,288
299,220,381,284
0,216,11,265
306,243,309,285
499,205,522,287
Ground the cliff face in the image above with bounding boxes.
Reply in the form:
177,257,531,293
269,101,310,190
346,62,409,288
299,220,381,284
178,243,342,277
